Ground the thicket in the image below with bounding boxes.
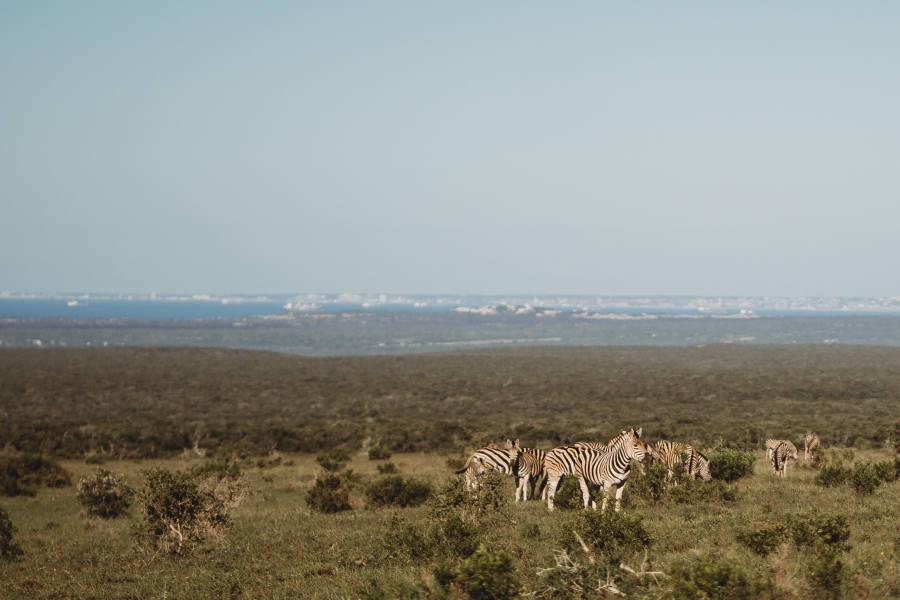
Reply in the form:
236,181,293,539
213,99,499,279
135,466,245,555
0,454,72,497
670,554,779,600
5,345,900,458
625,461,739,507
708,448,755,483
76,469,134,518
811,449,899,495
365,474,432,508
0,505,23,561
306,448,359,514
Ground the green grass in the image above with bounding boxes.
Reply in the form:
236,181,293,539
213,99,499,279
2,451,900,598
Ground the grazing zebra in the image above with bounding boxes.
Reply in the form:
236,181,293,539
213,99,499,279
648,440,712,482
455,440,518,491
545,428,648,512
804,433,821,460
574,441,606,450
765,438,798,461
771,440,798,477
506,440,546,502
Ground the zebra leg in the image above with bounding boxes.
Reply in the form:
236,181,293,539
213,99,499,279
577,477,592,509
522,475,531,501
614,483,625,512
546,474,562,511
600,482,611,512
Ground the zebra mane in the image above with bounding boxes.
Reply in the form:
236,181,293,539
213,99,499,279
605,428,636,449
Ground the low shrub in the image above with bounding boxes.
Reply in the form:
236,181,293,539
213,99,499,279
849,461,883,496
559,509,653,567
430,472,510,523
376,462,397,474
550,475,586,510
627,462,738,507
0,454,72,497
189,458,242,480
671,554,777,600
814,464,848,488
789,513,850,551
445,457,466,471
76,469,134,518
316,447,353,473
0,506,23,561
136,466,246,554
708,449,755,482
306,474,352,514
385,512,482,562
365,474,432,508
455,544,521,600
737,524,788,556
368,446,392,460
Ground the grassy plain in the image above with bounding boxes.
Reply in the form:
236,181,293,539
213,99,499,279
2,450,900,598
3,345,900,597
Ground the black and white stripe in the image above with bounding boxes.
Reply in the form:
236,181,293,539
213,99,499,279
648,440,711,482
770,440,798,477
545,428,648,512
507,441,546,502
804,433,820,460
765,438,798,461
455,441,517,491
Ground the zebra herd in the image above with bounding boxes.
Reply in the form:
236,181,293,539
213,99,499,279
456,430,822,511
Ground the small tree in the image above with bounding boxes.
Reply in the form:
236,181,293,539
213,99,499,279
76,469,134,518
137,467,245,555
0,506,23,561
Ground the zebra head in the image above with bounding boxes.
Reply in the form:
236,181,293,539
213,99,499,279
646,440,663,464
505,438,522,472
614,428,649,464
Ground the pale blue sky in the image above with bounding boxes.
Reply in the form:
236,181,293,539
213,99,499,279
2,2,899,296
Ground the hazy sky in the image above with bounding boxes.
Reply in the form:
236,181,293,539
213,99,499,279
2,2,899,296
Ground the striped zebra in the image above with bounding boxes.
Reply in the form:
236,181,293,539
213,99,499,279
765,438,798,461
545,428,648,512
648,440,712,482
770,440,798,477
804,433,820,460
574,441,606,451
455,440,518,491
506,440,546,502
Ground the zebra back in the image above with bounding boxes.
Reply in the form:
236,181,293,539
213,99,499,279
574,441,606,451
804,433,820,459
579,428,648,488
544,445,583,480
516,447,546,478
771,440,797,474
650,440,710,481
456,445,514,481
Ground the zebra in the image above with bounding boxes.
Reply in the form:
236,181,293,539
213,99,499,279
647,440,712,482
771,440,798,477
765,438,798,461
545,428,648,512
455,440,518,491
506,440,546,502
574,441,606,450
804,433,821,460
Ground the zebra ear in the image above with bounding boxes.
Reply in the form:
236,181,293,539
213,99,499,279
514,439,520,450
636,428,643,438
505,439,513,450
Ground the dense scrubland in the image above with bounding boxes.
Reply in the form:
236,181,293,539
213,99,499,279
2,345,900,458
3,345,900,598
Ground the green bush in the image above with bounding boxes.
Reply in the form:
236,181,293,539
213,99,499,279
137,466,245,554
456,544,521,600
737,524,788,556
189,458,242,480
0,506,23,561
431,472,510,523
306,474,352,514
849,461,883,496
365,475,432,508
814,464,849,488
789,513,850,551
0,454,72,497
368,446,392,460
559,509,653,567
671,554,777,600
806,548,845,598
708,449,755,482
550,475,586,510
627,462,738,507
76,469,134,518
316,447,353,472
377,462,398,474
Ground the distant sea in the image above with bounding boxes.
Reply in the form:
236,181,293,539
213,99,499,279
3,296,900,320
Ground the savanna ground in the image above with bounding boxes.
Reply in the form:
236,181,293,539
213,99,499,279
3,344,900,598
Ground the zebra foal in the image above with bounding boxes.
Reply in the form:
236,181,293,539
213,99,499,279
647,440,711,482
804,433,820,460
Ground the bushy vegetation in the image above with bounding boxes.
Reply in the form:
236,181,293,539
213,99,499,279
76,469,133,518
365,474,432,508
0,454,72,497
0,506,23,561
306,474,353,514
136,466,245,554
376,461,397,474
626,461,738,507
368,446,392,460
670,554,778,600
812,450,898,495
6,345,900,458
708,448,755,483
558,509,653,567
